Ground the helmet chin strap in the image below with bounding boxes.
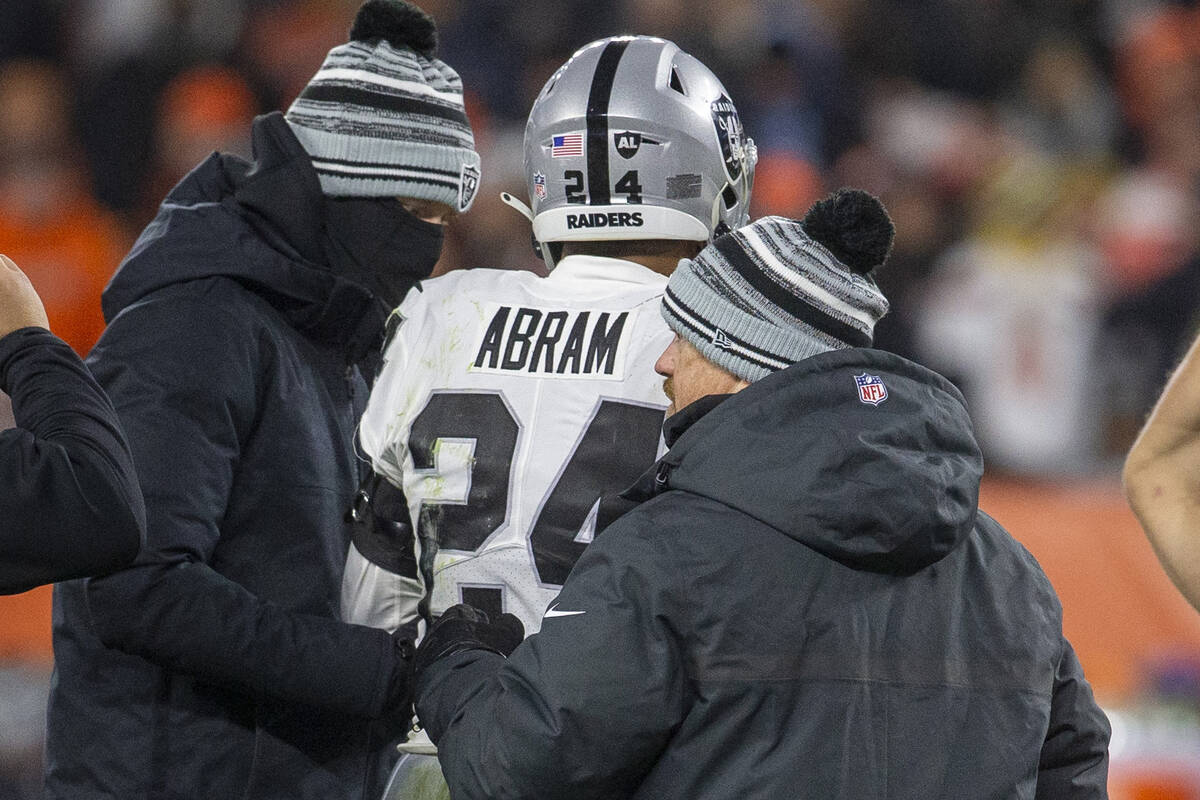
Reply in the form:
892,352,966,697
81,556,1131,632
501,191,560,270
500,191,534,222
710,191,728,240
709,138,759,238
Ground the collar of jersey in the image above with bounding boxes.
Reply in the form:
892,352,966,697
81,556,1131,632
546,254,668,287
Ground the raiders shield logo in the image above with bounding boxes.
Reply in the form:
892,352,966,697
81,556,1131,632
458,163,481,212
710,93,746,181
614,131,642,159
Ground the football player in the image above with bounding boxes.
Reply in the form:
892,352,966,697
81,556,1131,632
344,35,756,645
349,33,755,799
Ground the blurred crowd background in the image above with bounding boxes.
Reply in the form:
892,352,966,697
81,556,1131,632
2,0,1200,797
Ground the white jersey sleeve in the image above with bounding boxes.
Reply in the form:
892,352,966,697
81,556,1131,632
343,257,672,634
341,287,434,633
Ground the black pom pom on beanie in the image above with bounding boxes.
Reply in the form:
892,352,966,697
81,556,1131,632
801,188,894,276
350,0,438,56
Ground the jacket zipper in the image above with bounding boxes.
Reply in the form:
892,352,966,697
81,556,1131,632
653,462,673,493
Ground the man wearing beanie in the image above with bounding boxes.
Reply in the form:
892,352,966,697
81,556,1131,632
408,190,1111,799
43,3,473,798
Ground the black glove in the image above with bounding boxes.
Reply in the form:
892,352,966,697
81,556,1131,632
411,604,524,691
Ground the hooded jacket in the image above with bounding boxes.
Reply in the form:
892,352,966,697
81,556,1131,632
416,348,1111,799
45,114,409,800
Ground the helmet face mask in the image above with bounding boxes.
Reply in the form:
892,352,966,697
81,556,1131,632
523,36,756,267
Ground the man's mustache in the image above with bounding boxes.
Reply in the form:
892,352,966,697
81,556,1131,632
662,377,674,401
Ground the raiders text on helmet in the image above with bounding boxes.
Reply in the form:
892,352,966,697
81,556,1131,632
523,36,756,264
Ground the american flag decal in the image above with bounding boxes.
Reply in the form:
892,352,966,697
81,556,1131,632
552,134,584,158
854,373,888,406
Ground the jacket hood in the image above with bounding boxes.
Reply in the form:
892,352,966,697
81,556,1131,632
102,113,377,348
658,348,983,574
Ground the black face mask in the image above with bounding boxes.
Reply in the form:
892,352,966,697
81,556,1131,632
322,196,445,312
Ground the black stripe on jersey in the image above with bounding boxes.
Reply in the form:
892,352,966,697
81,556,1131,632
585,40,630,206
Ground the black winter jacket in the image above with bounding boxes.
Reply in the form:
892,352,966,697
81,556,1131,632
0,327,144,593
45,114,407,800
417,348,1111,799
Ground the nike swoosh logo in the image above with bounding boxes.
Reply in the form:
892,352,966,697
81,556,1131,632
543,603,586,619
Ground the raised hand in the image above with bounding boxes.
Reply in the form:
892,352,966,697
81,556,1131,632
0,254,50,338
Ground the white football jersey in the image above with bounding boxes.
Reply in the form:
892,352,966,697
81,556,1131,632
344,255,672,634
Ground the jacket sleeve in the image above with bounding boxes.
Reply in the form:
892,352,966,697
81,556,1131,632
0,327,145,594
82,296,401,719
415,515,688,800
1036,637,1111,799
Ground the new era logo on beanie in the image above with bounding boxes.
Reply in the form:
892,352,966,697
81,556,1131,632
662,188,893,383
284,0,481,211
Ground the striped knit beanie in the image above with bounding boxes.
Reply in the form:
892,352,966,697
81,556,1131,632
284,0,481,211
662,189,893,382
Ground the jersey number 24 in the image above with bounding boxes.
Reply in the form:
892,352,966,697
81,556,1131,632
408,390,664,586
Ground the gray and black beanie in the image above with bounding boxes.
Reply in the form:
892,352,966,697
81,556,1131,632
662,189,893,382
284,0,481,211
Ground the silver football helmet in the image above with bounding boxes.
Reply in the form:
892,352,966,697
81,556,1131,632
511,36,756,267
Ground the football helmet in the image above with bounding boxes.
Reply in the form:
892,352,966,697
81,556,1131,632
511,36,756,267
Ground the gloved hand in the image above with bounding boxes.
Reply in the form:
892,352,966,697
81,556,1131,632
410,604,524,692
